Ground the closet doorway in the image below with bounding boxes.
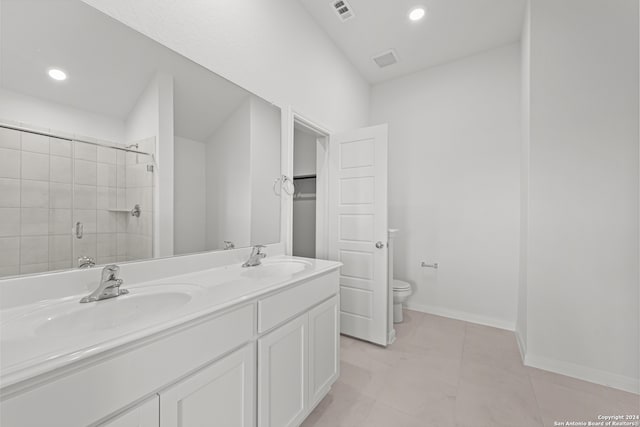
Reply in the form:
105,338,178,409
291,119,329,259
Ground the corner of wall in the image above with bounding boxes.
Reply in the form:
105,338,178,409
515,328,527,363
515,0,531,365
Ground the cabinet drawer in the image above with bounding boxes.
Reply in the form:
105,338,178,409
258,270,338,333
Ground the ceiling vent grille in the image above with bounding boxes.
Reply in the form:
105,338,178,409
331,0,355,22
372,49,399,68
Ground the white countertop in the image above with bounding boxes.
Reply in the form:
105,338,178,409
0,255,341,389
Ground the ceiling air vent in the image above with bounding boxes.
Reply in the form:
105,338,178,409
331,0,355,22
372,49,399,68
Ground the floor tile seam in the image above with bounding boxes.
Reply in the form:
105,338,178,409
368,398,426,423
459,333,532,384
525,364,546,426
452,321,471,427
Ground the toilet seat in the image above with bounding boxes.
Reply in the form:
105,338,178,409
393,280,411,291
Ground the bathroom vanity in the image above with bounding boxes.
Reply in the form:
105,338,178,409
0,253,341,427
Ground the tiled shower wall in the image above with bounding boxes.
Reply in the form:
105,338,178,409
0,127,154,278
124,137,155,262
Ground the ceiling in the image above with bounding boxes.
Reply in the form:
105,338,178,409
299,0,526,84
0,0,250,142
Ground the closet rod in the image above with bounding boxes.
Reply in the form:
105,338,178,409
293,175,317,180
293,192,316,200
0,123,153,155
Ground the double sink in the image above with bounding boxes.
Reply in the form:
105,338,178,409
2,258,311,341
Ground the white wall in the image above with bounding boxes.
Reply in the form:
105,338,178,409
0,87,125,143
206,100,252,250
173,136,206,255
249,96,281,246
125,78,158,144
371,44,522,330
156,73,175,258
176,96,280,253
80,0,370,133
516,1,531,356
523,0,639,393
125,72,174,257
293,128,317,177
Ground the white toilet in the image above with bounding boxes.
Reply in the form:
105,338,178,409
392,280,413,323
388,229,414,324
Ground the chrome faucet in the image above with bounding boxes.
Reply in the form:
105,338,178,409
80,264,129,303
77,256,96,269
242,245,267,267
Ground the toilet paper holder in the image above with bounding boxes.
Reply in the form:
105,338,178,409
421,262,439,269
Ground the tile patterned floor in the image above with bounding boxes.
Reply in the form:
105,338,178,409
302,310,639,427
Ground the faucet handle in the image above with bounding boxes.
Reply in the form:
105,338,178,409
101,264,120,281
253,244,266,254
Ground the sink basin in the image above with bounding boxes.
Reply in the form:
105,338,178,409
4,283,201,339
241,259,311,278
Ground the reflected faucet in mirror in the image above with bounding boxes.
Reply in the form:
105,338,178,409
242,245,267,267
224,241,235,250
80,265,128,303
77,256,96,269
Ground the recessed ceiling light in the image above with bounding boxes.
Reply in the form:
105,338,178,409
48,69,67,81
408,7,426,22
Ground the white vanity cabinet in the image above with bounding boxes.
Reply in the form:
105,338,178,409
258,313,309,427
307,296,340,408
257,290,339,427
0,265,341,427
0,304,255,427
160,343,256,427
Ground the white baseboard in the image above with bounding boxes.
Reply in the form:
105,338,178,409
515,329,527,363
387,328,396,346
405,302,515,331
524,353,639,395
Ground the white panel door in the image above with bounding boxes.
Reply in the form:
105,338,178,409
308,295,340,407
100,396,159,427
160,344,255,427
329,124,388,345
258,313,308,427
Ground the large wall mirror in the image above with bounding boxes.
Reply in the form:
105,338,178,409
0,0,281,278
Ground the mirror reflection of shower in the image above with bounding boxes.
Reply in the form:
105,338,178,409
0,123,156,277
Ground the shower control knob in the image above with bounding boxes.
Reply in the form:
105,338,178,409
375,241,384,249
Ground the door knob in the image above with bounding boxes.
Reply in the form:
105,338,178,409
375,241,385,249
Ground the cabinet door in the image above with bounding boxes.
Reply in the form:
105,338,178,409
308,296,340,407
99,396,159,427
160,344,255,427
258,313,308,427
